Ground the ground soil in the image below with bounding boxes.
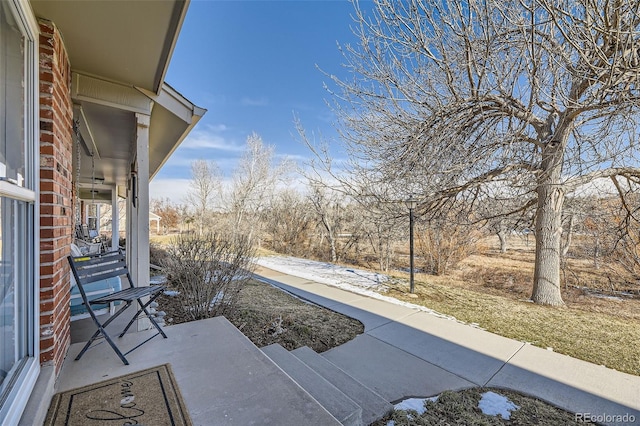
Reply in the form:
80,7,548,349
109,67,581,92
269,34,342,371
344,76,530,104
371,387,594,425
152,235,640,426
157,278,364,352
157,266,600,426
156,271,585,426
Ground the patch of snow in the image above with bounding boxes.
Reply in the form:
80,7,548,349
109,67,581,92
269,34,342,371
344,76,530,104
259,256,389,290
592,294,624,301
257,256,459,322
385,421,395,426
210,291,224,306
478,391,520,420
393,395,439,416
163,290,180,296
394,398,428,415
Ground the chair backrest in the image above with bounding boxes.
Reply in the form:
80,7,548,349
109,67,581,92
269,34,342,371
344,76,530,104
81,224,91,240
70,243,83,257
68,250,131,288
75,224,84,240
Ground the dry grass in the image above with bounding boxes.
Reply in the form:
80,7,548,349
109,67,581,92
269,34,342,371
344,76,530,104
158,278,364,353
372,387,591,425
156,234,640,375
149,233,177,245
384,237,640,376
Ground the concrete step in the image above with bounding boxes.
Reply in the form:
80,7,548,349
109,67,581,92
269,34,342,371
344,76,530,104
261,344,362,426
292,346,393,425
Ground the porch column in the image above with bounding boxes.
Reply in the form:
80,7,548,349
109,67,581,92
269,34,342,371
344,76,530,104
130,112,151,290
111,185,119,250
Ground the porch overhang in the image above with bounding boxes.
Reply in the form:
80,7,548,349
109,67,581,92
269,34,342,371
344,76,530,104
140,84,207,181
30,0,188,94
72,75,205,198
30,0,206,199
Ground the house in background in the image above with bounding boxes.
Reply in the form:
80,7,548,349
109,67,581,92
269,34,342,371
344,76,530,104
150,211,162,234
0,0,204,423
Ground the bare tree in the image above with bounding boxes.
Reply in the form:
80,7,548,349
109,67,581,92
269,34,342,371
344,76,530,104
477,192,535,253
322,0,640,305
262,189,314,256
176,203,192,234
150,197,181,232
228,133,291,243
308,184,347,262
185,159,221,236
361,207,399,272
605,191,640,282
295,117,405,270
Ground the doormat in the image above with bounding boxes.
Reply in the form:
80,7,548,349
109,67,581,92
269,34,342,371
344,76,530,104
44,364,192,426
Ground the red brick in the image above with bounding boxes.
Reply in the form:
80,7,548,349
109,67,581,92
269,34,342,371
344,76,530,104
40,169,54,180
40,134,54,145
40,70,53,83
40,264,54,277
39,22,54,36
38,18,74,373
39,312,53,325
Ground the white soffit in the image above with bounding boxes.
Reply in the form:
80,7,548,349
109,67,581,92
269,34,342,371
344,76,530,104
30,0,188,93
72,73,153,116
31,0,205,186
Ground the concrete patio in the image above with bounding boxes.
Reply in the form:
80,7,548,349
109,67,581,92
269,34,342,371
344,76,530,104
24,265,640,426
41,313,341,425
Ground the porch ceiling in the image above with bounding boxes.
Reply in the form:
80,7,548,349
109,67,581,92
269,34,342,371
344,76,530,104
74,82,205,196
30,0,188,93
30,0,205,197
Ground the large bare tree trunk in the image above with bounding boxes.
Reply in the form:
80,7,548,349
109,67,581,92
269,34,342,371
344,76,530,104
497,229,508,253
327,227,338,263
532,142,566,306
561,215,574,257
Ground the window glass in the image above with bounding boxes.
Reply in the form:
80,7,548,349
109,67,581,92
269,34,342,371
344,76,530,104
0,198,29,396
0,2,26,187
0,1,36,419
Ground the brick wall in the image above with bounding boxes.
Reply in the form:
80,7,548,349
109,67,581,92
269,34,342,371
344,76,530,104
38,20,73,371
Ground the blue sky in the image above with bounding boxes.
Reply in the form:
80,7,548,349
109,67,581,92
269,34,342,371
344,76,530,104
150,0,361,202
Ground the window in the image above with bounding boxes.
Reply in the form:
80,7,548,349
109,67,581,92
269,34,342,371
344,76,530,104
0,0,39,423
0,1,25,187
0,198,32,392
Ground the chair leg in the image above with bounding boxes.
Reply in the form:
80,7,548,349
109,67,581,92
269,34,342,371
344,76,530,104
75,302,133,365
144,294,168,338
119,293,167,339
75,322,130,365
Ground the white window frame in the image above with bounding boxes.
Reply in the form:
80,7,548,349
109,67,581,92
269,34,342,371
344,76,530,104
0,0,40,423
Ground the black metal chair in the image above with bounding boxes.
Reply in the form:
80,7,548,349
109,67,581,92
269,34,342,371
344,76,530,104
67,249,167,365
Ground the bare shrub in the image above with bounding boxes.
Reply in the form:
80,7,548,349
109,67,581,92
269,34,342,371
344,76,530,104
416,219,480,275
149,242,169,267
607,230,640,293
262,190,314,257
161,232,256,321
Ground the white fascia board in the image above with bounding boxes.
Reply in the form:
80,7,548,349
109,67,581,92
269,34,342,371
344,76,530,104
137,83,206,124
152,0,191,94
73,104,100,159
138,82,206,180
72,73,153,114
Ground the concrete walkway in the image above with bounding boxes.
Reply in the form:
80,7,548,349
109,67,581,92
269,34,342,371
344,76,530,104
43,315,341,426
255,266,640,426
